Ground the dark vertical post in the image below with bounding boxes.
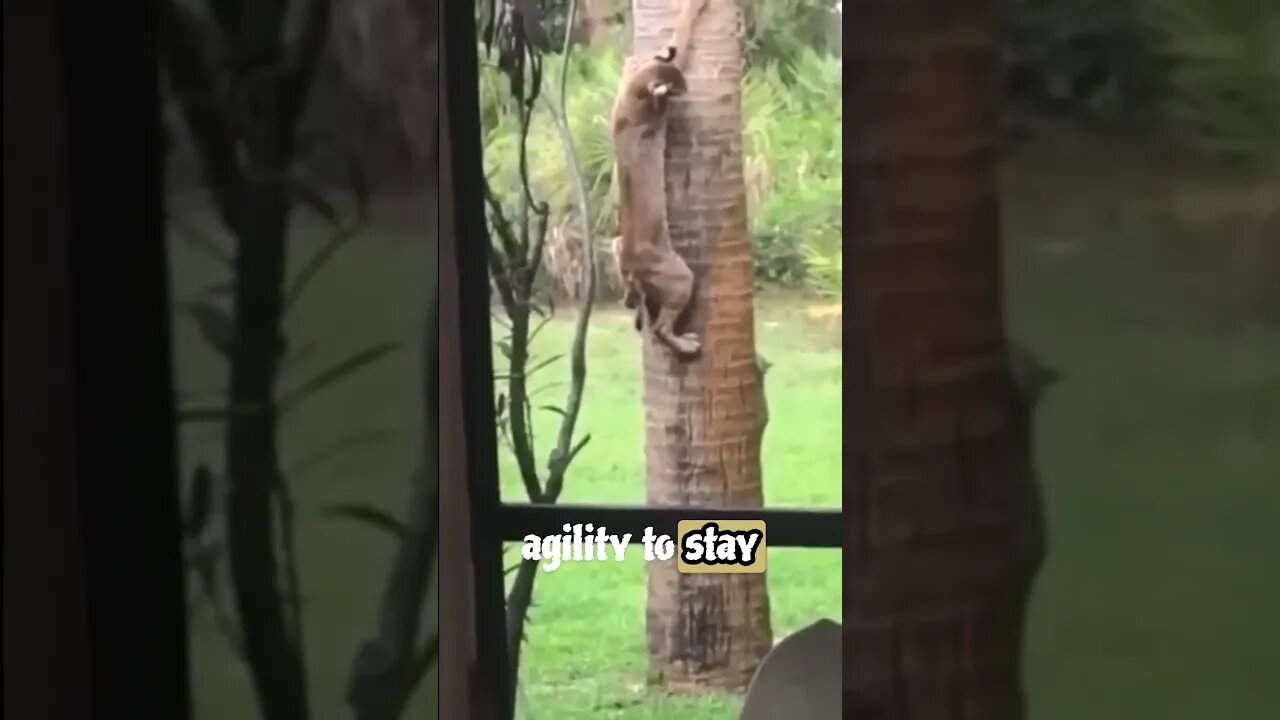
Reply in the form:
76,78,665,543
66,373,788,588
4,1,93,717
59,0,191,718
441,0,513,718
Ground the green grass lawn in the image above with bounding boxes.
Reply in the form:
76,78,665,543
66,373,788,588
494,300,843,720
172,132,1278,720
1002,132,1280,719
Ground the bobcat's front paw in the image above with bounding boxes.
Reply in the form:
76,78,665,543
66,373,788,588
670,333,701,358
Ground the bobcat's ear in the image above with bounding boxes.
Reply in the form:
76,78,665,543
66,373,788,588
654,45,677,63
649,81,672,98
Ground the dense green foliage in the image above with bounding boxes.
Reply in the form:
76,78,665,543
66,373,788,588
742,49,842,291
743,0,838,66
1146,0,1280,162
479,41,842,293
997,0,1163,116
480,45,622,238
478,0,1275,298
1000,0,1279,162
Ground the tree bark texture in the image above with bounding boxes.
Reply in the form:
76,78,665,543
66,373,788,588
632,0,774,692
846,2,1044,718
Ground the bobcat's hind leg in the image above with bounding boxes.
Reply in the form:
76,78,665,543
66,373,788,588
623,284,641,310
620,278,645,331
647,254,699,358
653,305,700,357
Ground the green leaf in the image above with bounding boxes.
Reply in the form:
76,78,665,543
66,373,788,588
170,217,232,264
181,300,235,355
283,225,362,310
279,340,317,377
278,342,399,410
415,634,439,675
289,428,396,477
525,353,564,377
321,503,407,540
527,315,552,343
202,278,237,296
529,381,564,398
291,179,339,225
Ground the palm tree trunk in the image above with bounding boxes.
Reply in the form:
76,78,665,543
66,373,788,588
631,0,773,691
846,2,1044,718
576,0,610,44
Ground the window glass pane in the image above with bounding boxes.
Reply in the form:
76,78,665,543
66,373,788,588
163,4,439,717
476,1,842,717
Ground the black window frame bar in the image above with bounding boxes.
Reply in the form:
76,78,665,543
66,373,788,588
497,503,842,548
443,3,843,720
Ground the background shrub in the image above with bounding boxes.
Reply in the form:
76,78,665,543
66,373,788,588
479,0,1277,302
